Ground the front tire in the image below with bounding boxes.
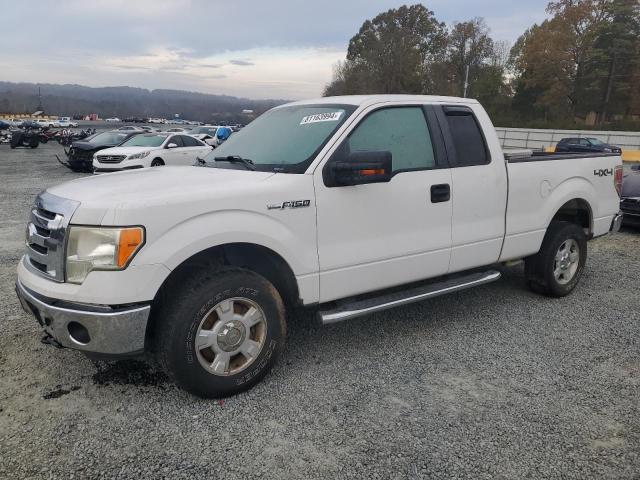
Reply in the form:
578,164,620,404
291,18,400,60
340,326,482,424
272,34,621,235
151,158,164,167
525,221,587,297
155,267,286,398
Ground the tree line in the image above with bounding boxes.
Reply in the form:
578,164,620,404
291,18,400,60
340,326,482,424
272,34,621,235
0,82,284,124
324,1,640,129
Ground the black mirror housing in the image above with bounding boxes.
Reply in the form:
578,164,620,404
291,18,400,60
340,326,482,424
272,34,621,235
326,151,392,187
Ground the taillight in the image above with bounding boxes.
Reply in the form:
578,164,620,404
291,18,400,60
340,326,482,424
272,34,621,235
614,165,623,197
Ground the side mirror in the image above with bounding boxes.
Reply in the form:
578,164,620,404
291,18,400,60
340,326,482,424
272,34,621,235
166,142,178,149
326,151,392,187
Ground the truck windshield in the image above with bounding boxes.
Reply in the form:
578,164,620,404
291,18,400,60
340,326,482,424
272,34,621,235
202,104,356,173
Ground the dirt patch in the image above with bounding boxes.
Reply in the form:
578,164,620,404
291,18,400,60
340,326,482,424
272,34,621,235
91,360,169,388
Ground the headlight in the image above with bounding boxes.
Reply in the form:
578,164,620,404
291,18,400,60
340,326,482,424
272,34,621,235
65,226,144,283
603,147,612,152
127,151,151,160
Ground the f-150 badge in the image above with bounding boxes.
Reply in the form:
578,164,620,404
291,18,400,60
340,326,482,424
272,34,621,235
267,200,311,210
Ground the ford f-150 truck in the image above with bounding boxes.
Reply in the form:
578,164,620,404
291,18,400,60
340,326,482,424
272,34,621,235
15,95,623,398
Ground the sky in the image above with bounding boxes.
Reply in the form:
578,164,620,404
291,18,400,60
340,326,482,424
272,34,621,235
0,0,549,100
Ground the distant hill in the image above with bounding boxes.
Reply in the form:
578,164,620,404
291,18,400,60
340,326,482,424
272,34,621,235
0,81,289,123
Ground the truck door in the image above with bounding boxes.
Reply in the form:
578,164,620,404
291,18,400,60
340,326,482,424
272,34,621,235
435,105,508,272
314,105,453,303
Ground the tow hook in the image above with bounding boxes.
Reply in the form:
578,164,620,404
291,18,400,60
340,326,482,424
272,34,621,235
41,334,64,349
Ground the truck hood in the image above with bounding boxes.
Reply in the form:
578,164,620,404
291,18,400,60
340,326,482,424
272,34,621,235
47,166,276,209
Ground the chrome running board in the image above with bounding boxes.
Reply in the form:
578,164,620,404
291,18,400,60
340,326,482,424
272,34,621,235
318,270,501,325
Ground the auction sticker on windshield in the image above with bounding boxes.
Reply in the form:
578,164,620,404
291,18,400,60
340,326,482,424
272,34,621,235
300,111,343,125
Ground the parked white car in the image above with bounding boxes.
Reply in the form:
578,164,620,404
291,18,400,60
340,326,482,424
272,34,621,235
4,118,25,127
57,117,79,128
188,125,219,146
92,133,212,172
105,117,121,123
35,118,59,128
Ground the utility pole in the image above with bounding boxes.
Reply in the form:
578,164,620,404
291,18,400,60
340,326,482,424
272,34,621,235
463,64,470,98
599,47,618,126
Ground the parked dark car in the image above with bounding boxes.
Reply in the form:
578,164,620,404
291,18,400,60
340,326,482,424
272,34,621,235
556,137,622,154
58,130,140,172
621,166,640,227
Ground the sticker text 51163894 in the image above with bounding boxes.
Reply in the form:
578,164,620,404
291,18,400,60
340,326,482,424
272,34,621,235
300,111,343,125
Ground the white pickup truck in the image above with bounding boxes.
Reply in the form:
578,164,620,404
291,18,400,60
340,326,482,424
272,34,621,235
16,95,623,398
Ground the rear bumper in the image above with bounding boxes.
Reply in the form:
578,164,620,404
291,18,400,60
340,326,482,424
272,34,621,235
15,279,150,356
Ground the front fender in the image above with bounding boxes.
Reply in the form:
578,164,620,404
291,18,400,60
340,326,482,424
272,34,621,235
132,209,318,277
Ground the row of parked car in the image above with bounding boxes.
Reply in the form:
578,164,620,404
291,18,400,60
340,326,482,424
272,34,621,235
61,125,234,173
1,117,79,128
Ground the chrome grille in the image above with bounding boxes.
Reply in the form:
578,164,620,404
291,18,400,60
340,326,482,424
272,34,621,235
96,155,126,164
24,192,79,282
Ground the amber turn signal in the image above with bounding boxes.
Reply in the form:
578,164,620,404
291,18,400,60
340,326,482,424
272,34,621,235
117,227,144,268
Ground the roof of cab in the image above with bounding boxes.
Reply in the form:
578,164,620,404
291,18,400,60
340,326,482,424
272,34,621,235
281,94,479,108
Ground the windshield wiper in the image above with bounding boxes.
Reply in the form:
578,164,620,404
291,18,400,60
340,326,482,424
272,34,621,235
214,155,256,171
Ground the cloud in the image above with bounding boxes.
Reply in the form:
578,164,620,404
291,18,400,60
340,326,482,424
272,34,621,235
0,0,549,98
229,60,255,67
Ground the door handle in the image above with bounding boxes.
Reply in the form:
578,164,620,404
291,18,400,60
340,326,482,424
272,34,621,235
430,184,450,203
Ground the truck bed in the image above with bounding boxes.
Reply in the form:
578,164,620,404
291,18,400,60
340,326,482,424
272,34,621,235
499,149,621,262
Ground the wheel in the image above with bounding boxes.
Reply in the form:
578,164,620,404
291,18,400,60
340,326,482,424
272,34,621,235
151,158,164,167
525,221,587,297
155,267,286,398
29,138,39,148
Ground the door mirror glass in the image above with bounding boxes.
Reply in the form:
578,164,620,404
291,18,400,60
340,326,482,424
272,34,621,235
166,142,178,149
327,151,392,187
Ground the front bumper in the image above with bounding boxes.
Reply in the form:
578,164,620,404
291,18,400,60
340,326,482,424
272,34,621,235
15,279,150,356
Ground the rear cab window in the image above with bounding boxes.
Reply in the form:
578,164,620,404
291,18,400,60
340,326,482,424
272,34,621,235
439,105,489,167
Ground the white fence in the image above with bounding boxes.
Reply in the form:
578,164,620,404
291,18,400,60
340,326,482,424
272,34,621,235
495,127,640,151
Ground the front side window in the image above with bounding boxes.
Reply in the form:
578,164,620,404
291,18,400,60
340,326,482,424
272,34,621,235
203,104,356,172
344,107,436,173
168,136,184,147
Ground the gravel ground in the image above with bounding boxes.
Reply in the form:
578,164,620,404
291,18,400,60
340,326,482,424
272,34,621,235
0,143,638,479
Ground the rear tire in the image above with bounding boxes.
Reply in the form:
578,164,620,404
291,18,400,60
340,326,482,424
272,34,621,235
525,221,587,297
154,267,286,398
